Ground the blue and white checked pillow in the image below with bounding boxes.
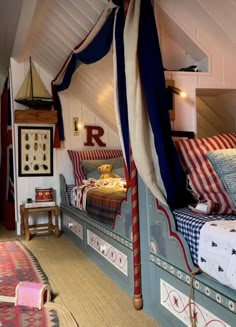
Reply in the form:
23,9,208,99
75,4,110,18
206,149,236,208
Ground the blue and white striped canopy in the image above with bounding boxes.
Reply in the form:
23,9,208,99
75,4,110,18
52,0,189,210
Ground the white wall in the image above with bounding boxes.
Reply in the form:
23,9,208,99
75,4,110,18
10,58,121,234
10,58,57,234
57,89,121,184
156,0,236,87
10,0,236,234
154,1,236,134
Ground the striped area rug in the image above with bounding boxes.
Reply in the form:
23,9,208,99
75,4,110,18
0,240,59,327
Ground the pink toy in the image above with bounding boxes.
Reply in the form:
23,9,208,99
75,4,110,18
0,282,51,309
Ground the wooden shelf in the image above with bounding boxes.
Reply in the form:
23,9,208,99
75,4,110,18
15,109,58,124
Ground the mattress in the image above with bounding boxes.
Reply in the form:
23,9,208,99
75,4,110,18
173,208,236,265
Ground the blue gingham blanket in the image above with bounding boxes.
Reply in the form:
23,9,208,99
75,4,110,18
173,208,236,265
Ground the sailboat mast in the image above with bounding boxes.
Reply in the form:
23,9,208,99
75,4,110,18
29,56,34,99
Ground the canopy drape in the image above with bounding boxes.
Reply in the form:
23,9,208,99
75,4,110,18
52,2,118,145
124,0,189,209
52,0,189,210
0,78,15,230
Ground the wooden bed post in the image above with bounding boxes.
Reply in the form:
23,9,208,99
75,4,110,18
123,0,142,309
130,151,143,310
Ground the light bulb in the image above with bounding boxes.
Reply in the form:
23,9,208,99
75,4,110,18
180,91,187,98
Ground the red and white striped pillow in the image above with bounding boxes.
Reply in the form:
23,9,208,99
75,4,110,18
176,133,236,214
68,149,123,185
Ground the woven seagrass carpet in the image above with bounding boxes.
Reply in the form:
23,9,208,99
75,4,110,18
0,226,159,327
0,240,59,327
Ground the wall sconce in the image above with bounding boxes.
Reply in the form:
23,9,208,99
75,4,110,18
165,80,187,121
168,86,187,98
166,84,187,120
73,117,80,136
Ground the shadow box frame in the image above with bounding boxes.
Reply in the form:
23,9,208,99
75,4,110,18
18,126,53,177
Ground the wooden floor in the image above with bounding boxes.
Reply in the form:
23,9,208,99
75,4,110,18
0,224,17,240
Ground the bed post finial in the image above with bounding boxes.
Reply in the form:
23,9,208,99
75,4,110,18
130,149,143,310
133,294,143,310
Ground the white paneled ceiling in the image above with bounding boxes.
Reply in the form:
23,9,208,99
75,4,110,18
1,0,236,130
0,0,23,75
156,0,236,67
0,0,236,79
1,0,236,76
198,0,236,44
69,47,117,131
11,0,108,79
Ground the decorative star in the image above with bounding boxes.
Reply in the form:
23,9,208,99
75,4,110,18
173,296,179,307
193,310,198,322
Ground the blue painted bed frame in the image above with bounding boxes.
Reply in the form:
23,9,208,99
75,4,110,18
59,174,134,296
138,177,236,327
60,174,236,326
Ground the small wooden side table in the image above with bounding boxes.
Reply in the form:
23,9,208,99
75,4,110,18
20,205,60,241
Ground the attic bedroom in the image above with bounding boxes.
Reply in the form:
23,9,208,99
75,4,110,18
0,1,236,327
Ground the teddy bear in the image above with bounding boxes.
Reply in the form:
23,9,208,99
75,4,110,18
97,164,120,180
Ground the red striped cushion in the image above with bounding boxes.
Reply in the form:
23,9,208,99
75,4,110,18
68,149,123,185
176,133,236,214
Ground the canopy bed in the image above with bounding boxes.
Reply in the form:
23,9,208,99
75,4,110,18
53,0,236,325
53,0,142,308
147,132,236,327
59,149,134,296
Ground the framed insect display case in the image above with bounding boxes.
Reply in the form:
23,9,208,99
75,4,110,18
18,126,53,177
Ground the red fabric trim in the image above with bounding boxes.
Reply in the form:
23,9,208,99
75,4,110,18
156,200,192,272
53,124,60,148
7,130,12,145
0,80,15,230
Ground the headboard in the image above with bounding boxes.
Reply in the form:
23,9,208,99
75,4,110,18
171,130,195,139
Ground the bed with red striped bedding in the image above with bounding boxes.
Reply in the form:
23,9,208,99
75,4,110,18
68,149,123,185
67,149,127,228
175,132,236,214
172,132,236,289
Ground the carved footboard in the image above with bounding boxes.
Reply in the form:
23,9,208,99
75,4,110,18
59,174,70,206
147,190,236,327
59,174,134,295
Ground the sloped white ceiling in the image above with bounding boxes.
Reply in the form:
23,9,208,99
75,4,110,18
0,0,23,76
2,0,236,132
69,47,116,131
1,0,236,80
155,3,208,71
13,0,108,79
196,89,236,138
198,0,236,44
156,0,236,75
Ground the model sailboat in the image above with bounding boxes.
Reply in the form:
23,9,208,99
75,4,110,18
15,57,53,109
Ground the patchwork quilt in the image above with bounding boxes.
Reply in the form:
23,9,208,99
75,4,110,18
71,178,127,227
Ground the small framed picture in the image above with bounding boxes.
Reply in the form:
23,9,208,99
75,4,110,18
18,126,53,177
